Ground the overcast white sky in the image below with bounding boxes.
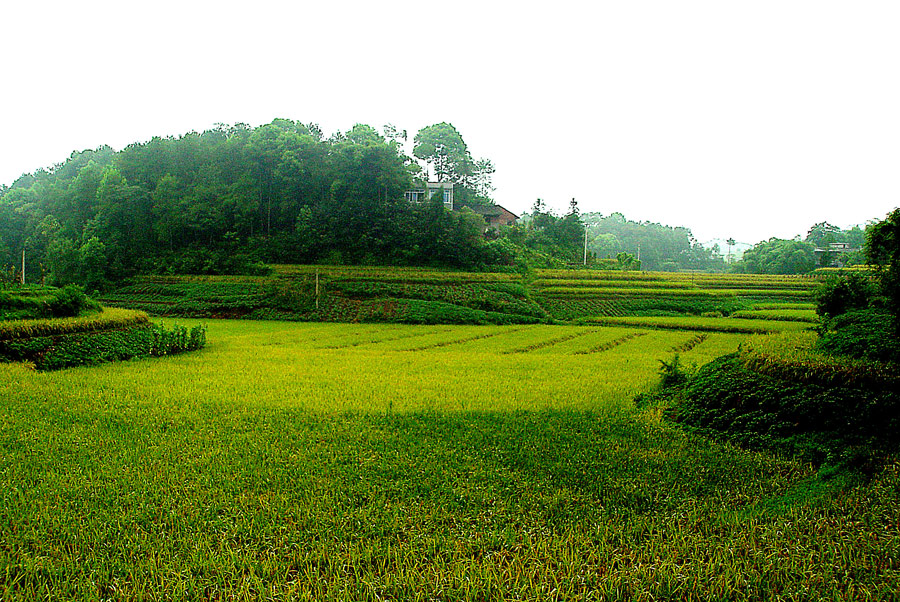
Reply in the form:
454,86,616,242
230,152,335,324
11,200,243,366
2,0,898,245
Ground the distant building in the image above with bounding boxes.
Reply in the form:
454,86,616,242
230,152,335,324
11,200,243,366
465,204,519,232
814,242,858,267
405,182,453,210
403,183,518,234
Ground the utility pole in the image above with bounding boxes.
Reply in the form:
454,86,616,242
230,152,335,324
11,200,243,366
21,249,25,285
583,227,588,265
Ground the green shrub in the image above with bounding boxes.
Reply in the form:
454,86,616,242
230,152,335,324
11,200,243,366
673,354,899,469
47,284,101,317
657,354,692,388
0,284,100,320
817,309,900,363
815,273,875,319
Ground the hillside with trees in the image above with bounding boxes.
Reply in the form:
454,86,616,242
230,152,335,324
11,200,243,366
0,120,502,287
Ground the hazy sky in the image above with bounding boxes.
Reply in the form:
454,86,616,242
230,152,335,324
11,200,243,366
2,0,898,245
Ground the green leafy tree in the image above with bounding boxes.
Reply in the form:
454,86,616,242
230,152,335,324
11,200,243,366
412,123,494,205
45,237,80,286
865,208,900,328
815,272,875,319
413,123,468,182
805,221,842,247
734,238,816,274
78,236,109,292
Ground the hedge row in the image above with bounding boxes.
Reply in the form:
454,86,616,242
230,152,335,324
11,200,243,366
0,322,206,371
270,264,521,283
313,297,544,325
538,296,747,320
329,281,548,319
540,287,735,298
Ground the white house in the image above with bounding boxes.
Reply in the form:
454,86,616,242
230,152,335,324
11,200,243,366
405,182,454,210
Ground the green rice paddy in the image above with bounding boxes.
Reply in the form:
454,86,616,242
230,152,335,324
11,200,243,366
2,319,899,600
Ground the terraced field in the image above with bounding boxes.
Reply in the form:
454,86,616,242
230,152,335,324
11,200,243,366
3,319,898,599
99,266,820,326
532,269,819,320
17,269,890,599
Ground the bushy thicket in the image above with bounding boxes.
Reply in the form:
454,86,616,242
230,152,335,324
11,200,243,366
670,354,898,471
817,310,900,363
657,211,900,473
813,216,900,363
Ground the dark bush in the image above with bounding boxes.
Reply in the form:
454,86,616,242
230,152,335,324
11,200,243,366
817,309,900,363
673,354,899,469
815,273,875,319
47,285,101,317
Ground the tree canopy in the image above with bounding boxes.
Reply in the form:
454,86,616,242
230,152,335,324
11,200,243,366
0,120,500,286
412,123,495,206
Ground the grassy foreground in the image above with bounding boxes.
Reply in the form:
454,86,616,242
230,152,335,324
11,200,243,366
2,321,899,600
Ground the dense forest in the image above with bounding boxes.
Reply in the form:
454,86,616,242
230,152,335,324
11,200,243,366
0,120,504,288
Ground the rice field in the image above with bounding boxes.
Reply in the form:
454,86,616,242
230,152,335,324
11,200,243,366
3,319,899,600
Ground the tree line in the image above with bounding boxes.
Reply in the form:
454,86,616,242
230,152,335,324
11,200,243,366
731,221,867,275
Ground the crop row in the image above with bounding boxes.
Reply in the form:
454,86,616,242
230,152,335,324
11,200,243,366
573,331,647,355
739,331,898,387
302,325,682,357
403,327,528,351
583,316,810,334
670,333,709,353
271,264,521,284
541,287,735,298
330,281,547,319
500,328,599,354
0,321,206,370
535,269,821,283
531,278,695,289
536,269,671,281
535,297,625,320
319,327,453,350
0,308,150,340
730,309,818,323
750,302,816,310
691,281,817,291
537,296,747,320
532,277,816,292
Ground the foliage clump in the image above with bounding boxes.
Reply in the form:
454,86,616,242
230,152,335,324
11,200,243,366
669,354,898,471
0,284,100,320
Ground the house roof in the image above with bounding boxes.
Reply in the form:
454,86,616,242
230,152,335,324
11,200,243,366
465,204,519,220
